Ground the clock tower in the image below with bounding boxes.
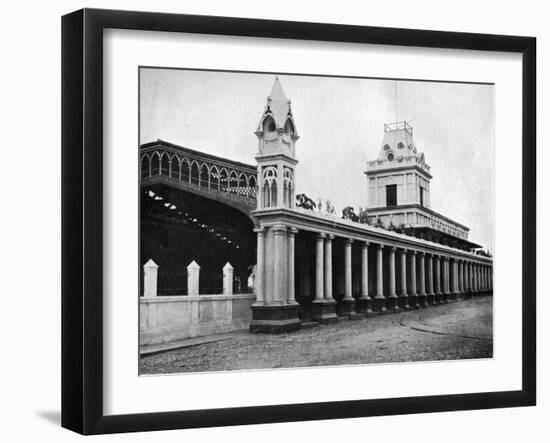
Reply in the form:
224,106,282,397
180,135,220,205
254,77,299,210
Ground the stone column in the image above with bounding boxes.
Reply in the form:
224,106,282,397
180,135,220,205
442,257,450,303
387,247,398,311
468,262,473,297
249,226,301,334
254,228,265,305
418,252,427,307
340,238,357,317
272,226,286,304
287,228,298,304
409,250,419,308
312,233,337,324
434,255,442,304
357,241,372,315
427,254,435,305
324,234,334,302
344,239,353,301
187,260,200,296
375,244,386,313
315,233,325,302
399,249,409,309
223,262,234,296
143,259,159,299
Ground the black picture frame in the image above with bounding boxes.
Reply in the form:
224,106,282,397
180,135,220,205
61,8,536,435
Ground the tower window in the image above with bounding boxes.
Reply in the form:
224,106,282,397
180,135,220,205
383,144,391,151
420,187,424,207
268,121,276,132
398,142,404,149
386,184,397,207
387,153,394,161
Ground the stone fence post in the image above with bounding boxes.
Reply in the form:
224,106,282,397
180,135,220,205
143,259,159,298
187,260,200,296
223,262,234,296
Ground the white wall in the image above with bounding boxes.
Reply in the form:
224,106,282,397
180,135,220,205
0,0,546,442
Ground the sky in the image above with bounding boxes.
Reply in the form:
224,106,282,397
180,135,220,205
140,68,494,251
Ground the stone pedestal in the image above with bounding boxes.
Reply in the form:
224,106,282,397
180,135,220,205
249,304,302,333
311,300,338,324
398,294,410,310
418,294,428,308
373,296,387,314
408,293,419,309
337,298,361,319
386,295,399,312
426,293,435,306
356,297,373,316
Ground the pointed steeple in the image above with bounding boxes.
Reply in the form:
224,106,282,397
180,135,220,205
257,77,296,134
269,77,288,103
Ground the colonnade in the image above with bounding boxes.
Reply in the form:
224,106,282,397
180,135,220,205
250,225,493,333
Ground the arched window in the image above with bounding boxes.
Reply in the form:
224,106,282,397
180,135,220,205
248,175,257,198
397,142,405,149
262,166,278,208
283,167,293,208
190,161,200,185
140,155,151,179
200,164,209,187
263,116,276,134
150,152,161,175
170,155,180,179
238,173,247,196
210,166,219,190
229,171,238,194
285,118,295,135
219,168,228,192
383,144,391,151
181,159,190,182
160,153,170,176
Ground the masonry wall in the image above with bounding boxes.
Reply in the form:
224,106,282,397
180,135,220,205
140,294,256,345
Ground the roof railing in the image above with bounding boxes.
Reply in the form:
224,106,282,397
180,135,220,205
384,121,413,135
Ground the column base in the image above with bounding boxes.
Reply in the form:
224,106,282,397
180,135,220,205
418,294,428,308
373,296,387,314
426,293,435,306
337,298,361,319
249,304,302,334
442,292,451,303
398,295,410,310
434,293,442,304
385,295,400,312
408,293,420,309
356,297,373,316
311,300,339,324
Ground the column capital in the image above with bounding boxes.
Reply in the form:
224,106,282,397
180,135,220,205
253,226,266,234
326,233,335,241
288,227,299,236
271,225,287,234
419,251,426,256
411,249,417,255
317,232,326,239
363,240,370,247
346,238,354,244
378,243,384,250
390,246,397,251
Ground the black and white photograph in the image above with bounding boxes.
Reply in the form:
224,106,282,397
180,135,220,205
138,68,494,375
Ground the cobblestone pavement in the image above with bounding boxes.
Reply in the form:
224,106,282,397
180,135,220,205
139,296,493,375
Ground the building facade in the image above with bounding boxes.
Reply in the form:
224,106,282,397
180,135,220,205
139,77,494,339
